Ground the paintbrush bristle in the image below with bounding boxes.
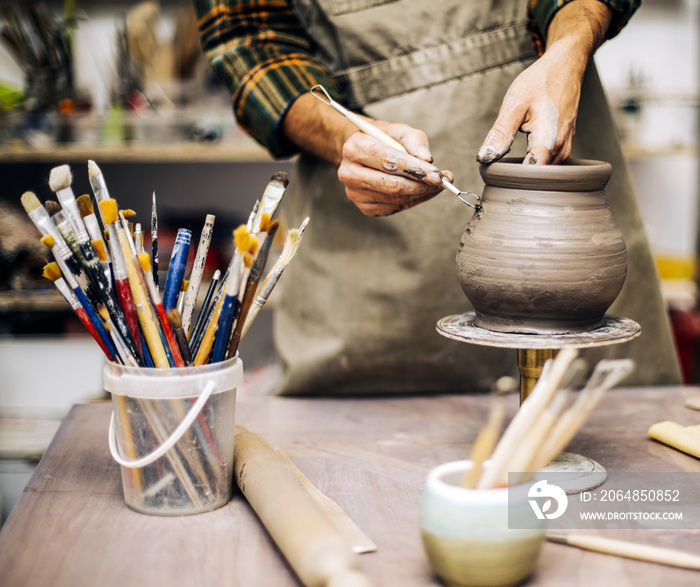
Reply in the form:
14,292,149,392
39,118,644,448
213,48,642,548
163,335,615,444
181,279,189,291
138,252,151,273
76,194,94,217
243,252,255,269
44,200,62,217
279,229,301,265
167,308,182,328
97,303,110,325
247,234,259,255
271,171,289,188
92,240,107,262
41,235,55,248
121,209,136,220
49,165,72,191
87,159,101,179
233,225,248,252
259,212,271,233
99,199,118,225
20,191,42,214
42,262,62,282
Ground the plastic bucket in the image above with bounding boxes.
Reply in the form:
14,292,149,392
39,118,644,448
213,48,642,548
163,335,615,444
103,356,243,516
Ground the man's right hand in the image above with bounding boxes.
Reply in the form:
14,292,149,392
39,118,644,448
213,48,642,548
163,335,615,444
283,93,453,216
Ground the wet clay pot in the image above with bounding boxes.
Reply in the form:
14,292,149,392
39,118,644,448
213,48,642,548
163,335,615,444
456,158,627,334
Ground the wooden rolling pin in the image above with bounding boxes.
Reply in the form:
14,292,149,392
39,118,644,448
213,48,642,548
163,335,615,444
234,426,373,587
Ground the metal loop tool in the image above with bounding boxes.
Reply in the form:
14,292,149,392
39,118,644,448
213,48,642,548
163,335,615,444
310,85,481,210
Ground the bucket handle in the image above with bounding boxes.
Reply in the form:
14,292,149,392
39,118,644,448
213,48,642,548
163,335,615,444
108,379,217,469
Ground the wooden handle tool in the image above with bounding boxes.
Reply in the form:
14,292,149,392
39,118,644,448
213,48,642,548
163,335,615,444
547,533,700,570
309,84,480,209
234,426,373,587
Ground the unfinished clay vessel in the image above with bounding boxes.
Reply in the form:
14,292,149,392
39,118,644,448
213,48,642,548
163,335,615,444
456,158,627,334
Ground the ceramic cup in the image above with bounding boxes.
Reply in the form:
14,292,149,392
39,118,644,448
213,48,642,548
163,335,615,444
420,460,545,587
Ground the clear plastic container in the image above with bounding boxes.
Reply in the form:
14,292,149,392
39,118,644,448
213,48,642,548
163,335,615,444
103,356,243,516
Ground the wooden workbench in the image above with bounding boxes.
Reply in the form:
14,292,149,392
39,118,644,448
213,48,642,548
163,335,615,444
1,386,699,586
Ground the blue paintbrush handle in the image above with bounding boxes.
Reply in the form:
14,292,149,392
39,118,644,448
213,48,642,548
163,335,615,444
212,294,237,363
163,229,192,311
72,285,120,361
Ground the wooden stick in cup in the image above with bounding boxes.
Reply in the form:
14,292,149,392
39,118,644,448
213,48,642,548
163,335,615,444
477,348,579,489
461,377,514,488
532,359,635,471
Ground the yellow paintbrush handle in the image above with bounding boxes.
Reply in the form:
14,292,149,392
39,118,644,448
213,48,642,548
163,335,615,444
117,229,169,368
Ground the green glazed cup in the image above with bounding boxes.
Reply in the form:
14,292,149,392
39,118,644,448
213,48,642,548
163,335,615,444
421,460,545,587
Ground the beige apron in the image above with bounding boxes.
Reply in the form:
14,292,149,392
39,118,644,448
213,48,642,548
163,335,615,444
276,0,681,394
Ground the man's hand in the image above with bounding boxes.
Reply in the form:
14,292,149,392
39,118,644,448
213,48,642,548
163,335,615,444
477,0,613,165
283,93,452,216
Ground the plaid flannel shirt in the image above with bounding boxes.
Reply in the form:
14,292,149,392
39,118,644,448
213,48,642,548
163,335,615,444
194,0,639,157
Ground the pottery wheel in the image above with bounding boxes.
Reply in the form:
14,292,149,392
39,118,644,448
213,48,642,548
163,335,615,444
436,312,641,349
436,312,641,493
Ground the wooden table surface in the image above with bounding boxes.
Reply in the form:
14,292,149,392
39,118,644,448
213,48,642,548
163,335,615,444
1,386,700,587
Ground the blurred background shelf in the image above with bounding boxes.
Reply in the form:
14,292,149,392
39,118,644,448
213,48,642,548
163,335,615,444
0,140,276,163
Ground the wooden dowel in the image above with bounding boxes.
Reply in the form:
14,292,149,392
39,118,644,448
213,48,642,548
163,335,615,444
547,533,700,570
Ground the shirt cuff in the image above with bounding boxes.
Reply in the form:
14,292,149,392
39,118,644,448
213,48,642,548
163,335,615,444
528,0,641,56
233,58,343,159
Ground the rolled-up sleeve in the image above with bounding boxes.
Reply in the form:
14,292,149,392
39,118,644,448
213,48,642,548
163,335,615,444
527,0,641,56
194,0,342,157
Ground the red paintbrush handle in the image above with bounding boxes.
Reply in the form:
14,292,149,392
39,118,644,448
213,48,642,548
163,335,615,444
114,278,144,360
155,303,185,368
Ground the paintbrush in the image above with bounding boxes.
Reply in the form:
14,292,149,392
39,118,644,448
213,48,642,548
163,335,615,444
167,308,193,366
177,279,189,316
135,223,144,255
100,199,169,368
139,252,186,368
227,220,280,358
39,234,120,363
76,193,111,266
162,228,192,312
97,304,139,367
194,227,256,365
252,172,288,231
546,533,700,570
182,214,215,336
211,254,245,364
44,199,100,303
49,165,143,365
151,191,159,289
189,268,220,348
190,264,232,359
97,197,145,363
21,191,92,294
240,217,309,341
87,160,111,223
45,200,80,256
42,261,116,362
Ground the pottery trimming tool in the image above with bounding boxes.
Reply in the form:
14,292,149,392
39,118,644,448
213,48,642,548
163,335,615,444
310,84,480,210
436,312,641,493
